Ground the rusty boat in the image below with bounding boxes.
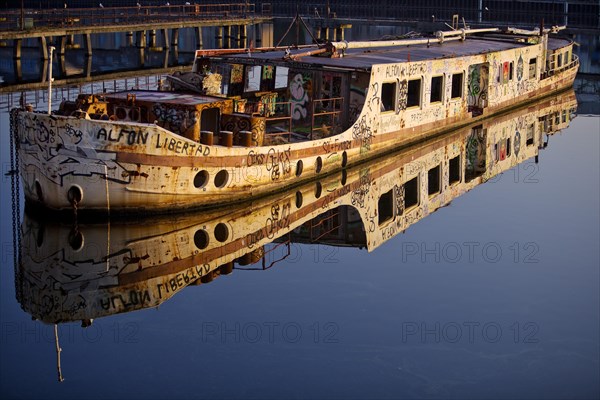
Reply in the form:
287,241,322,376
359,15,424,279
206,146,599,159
16,90,577,325
11,26,579,214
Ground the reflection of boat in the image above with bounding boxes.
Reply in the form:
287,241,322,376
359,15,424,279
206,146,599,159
17,90,577,325
11,27,578,213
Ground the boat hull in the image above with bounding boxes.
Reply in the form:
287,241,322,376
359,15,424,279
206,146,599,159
13,61,577,215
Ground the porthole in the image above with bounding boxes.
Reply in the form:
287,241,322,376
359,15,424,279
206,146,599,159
295,191,303,208
194,170,209,189
194,229,209,249
35,181,43,202
315,156,323,173
314,181,322,199
296,160,303,177
214,170,229,188
68,229,84,251
67,185,83,205
214,223,229,242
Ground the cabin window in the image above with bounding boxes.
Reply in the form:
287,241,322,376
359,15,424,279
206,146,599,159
275,66,289,89
529,58,537,79
381,82,396,112
260,65,275,91
557,54,563,68
428,165,441,196
407,78,421,108
430,76,443,103
449,156,460,185
228,64,244,95
378,189,395,225
526,124,534,146
509,62,514,81
555,112,560,125
562,110,567,123
465,127,486,182
244,65,262,92
451,73,463,99
404,176,419,210
506,138,511,157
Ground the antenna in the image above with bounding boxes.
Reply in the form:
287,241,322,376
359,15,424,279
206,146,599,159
54,324,64,382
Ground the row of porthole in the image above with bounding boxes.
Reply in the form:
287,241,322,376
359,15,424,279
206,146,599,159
295,151,348,178
194,222,230,250
194,170,229,189
193,169,348,251
194,151,349,188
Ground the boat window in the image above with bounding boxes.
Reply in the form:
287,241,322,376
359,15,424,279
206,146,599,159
378,189,395,225
381,82,396,112
509,62,514,81
465,126,486,182
260,65,275,91
430,76,443,103
228,64,244,95
529,58,537,79
428,164,441,195
244,65,262,92
526,124,534,146
275,66,289,89
451,73,463,99
506,138,511,157
407,78,421,108
404,176,419,210
449,156,461,185
557,53,563,68
562,110,567,123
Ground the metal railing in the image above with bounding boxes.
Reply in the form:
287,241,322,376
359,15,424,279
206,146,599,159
2,3,257,31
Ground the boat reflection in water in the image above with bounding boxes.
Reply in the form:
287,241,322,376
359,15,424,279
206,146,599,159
17,90,577,328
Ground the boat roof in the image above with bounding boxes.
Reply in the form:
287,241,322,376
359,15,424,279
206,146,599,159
104,90,224,106
218,35,572,71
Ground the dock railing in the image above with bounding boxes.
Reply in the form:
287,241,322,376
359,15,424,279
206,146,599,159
2,3,257,31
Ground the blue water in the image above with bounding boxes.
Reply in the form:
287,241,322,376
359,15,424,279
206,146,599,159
0,24,599,398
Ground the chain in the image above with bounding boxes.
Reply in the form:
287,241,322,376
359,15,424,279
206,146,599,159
9,108,22,302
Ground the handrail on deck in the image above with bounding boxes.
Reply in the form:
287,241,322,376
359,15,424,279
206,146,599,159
311,96,343,140
543,54,579,79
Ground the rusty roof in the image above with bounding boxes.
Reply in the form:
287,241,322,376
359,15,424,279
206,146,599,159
220,35,572,71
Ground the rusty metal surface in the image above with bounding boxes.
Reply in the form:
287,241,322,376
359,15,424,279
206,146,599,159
230,35,573,70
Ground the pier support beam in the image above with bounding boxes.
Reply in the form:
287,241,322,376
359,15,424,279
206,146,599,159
13,39,21,59
84,54,92,77
14,58,22,81
162,29,170,49
149,30,157,48
84,33,92,57
163,49,169,68
58,54,66,75
239,25,247,48
39,36,48,59
215,26,223,48
195,26,203,49
126,31,134,47
138,48,145,67
57,36,66,55
137,31,146,48
41,59,48,83
172,28,179,48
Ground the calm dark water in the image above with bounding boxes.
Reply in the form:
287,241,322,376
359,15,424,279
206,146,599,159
0,25,599,400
